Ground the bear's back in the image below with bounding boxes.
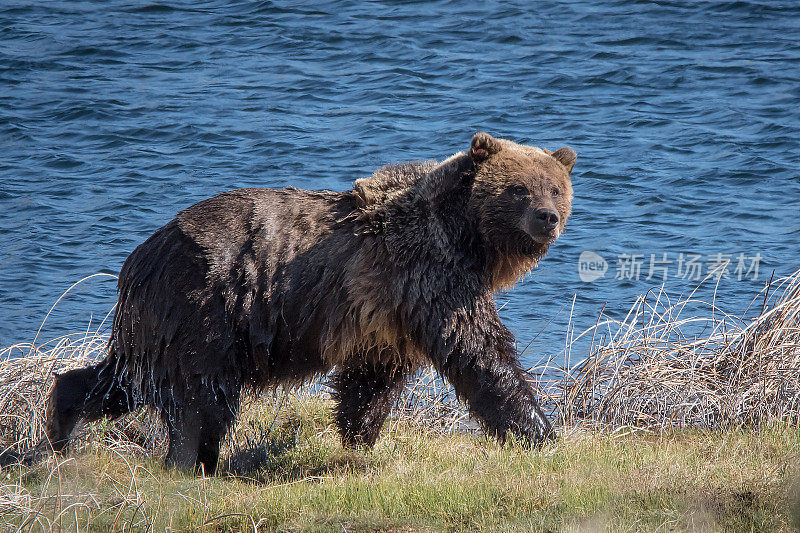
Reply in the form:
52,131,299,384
111,187,356,390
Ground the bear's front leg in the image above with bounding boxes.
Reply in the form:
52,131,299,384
331,354,409,448
444,346,553,445
419,299,554,445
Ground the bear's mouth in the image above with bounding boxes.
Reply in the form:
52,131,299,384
527,226,560,245
515,228,558,257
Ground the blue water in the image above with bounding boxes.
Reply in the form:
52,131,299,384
2,1,799,367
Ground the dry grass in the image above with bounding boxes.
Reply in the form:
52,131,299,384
1,268,800,530
552,269,800,430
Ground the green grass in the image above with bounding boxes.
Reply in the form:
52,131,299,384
3,267,799,530
4,395,799,532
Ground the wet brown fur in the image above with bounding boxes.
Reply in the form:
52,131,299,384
39,133,576,474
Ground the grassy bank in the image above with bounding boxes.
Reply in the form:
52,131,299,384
2,268,800,531
3,394,799,531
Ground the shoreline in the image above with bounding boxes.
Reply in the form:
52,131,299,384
1,393,797,531
1,269,799,530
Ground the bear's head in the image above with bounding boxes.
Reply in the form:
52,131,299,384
466,132,576,285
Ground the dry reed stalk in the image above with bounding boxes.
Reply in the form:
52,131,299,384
1,269,799,530
2,268,799,461
554,269,800,429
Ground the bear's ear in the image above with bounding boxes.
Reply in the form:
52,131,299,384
551,147,577,173
469,132,502,162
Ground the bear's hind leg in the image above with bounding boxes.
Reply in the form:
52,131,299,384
332,357,409,448
196,403,236,475
163,388,238,475
164,412,201,472
44,362,131,453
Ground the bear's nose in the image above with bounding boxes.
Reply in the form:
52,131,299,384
534,208,559,230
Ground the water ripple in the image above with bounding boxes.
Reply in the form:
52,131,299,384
1,0,798,361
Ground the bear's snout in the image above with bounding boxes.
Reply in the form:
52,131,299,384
528,208,560,242
535,208,559,229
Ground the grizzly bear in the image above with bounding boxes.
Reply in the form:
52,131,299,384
41,132,576,474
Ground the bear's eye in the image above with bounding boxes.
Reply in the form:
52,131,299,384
551,187,560,197
508,185,529,196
